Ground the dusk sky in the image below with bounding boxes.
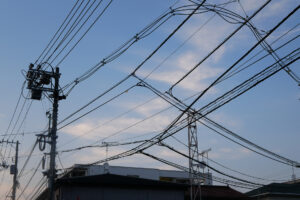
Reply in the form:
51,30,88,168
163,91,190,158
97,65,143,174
0,0,299,199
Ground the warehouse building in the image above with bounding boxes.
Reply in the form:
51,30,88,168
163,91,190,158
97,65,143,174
63,163,213,185
36,173,187,200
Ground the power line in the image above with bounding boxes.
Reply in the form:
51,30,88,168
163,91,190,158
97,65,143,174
17,158,43,200
59,47,300,164
2,82,24,139
168,0,271,93
55,2,204,135
238,0,300,85
82,46,299,168
51,0,114,66
140,151,259,189
61,1,210,95
58,84,137,130
157,141,263,186
35,0,81,64
136,72,299,167
58,18,300,158
25,177,47,200
170,135,288,183
59,139,148,153
39,0,86,65
45,0,96,64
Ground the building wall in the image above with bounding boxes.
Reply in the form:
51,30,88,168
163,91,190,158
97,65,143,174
59,185,184,200
253,197,300,200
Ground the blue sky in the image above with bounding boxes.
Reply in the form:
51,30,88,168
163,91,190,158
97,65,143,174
0,0,299,198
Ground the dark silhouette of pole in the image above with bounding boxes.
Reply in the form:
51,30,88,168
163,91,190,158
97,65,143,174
48,67,60,200
11,141,19,200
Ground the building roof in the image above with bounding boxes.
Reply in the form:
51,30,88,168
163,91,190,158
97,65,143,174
246,183,300,198
186,185,250,200
201,185,250,199
56,173,188,189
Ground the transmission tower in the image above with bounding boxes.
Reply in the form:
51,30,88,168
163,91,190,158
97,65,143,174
187,112,202,200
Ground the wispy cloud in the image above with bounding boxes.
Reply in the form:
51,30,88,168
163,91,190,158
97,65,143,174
210,146,253,160
63,113,173,141
140,52,222,92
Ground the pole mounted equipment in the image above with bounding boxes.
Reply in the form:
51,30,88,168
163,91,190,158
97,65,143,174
25,63,66,200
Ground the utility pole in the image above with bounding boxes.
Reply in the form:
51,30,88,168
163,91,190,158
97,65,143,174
48,67,60,200
26,63,65,200
11,141,19,200
187,112,201,200
0,140,19,200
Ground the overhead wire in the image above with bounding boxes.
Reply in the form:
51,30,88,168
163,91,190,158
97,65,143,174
170,135,288,182
3,4,202,195
1,0,211,198
238,0,300,85
168,0,271,94
56,0,298,152
56,2,204,132
0,96,32,191
2,82,24,139
157,141,263,186
81,42,299,168
25,177,47,200
17,158,43,200
59,139,148,153
134,74,298,166
220,32,300,83
143,5,218,80
39,0,86,65
17,140,38,179
200,116,300,166
56,1,226,148
37,6,299,182
8,2,298,197
35,0,81,64
58,95,158,148
44,0,96,64
140,151,259,189
136,54,300,168
61,1,213,95
58,44,299,163
247,23,300,85
58,84,137,130
51,0,114,67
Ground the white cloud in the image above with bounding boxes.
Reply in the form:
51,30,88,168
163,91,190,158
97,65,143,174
134,98,170,117
237,0,263,13
215,146,253,160
260,1,288,18
141,52,222,92
63,113,174,141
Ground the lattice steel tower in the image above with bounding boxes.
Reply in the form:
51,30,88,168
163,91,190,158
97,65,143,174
188,112,202,200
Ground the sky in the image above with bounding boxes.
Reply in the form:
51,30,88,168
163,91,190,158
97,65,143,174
0,0,299,198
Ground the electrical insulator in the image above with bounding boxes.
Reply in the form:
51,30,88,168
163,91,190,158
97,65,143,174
42,156,45,170
29,63,34,69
